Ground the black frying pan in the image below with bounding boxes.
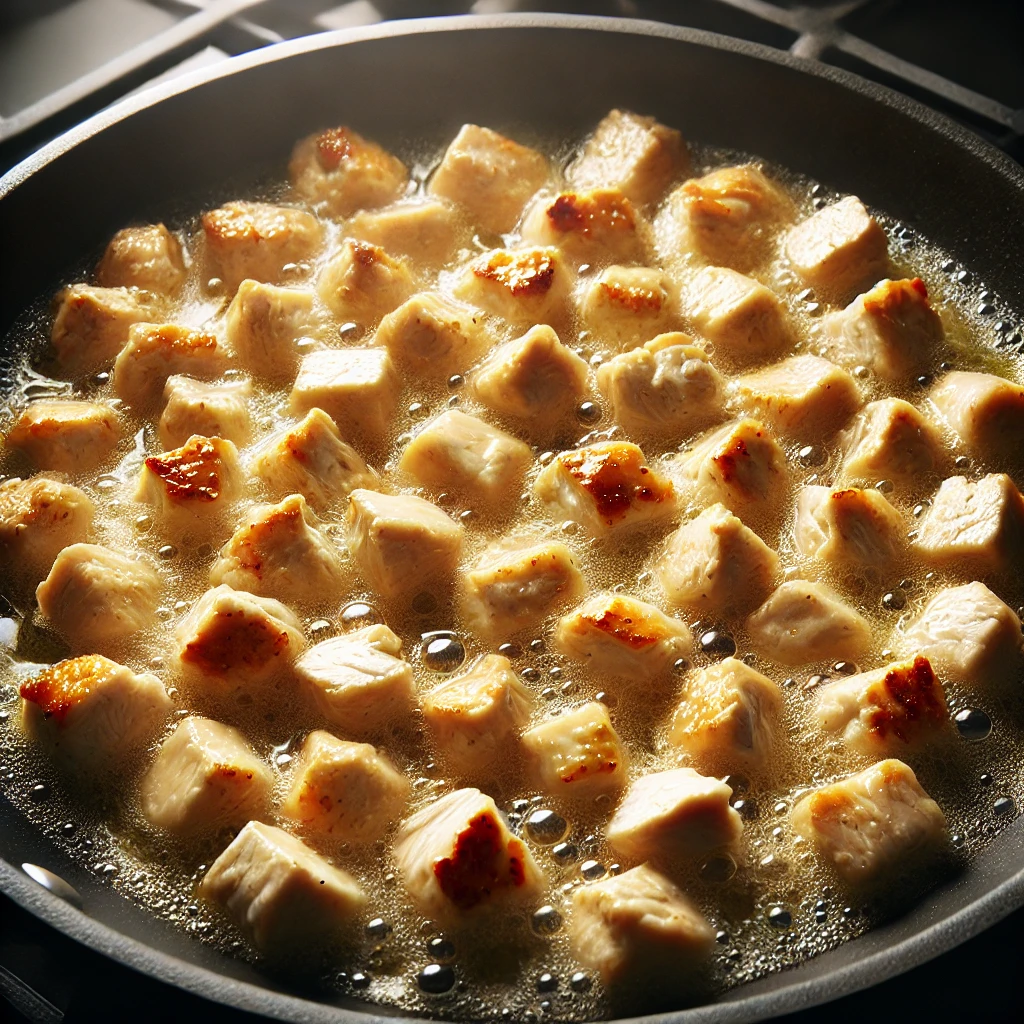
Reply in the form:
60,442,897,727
1,13,1023,1024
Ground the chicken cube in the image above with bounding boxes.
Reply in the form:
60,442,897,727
745,580,872,667
224,280,314,382
607,768,743,860
158,375,252,450
95,223,186,295
455,246,572,327
794,485,906,569
347,199,463,267
785,195,889,297
568,109,689,207
141,716,273,834
317,239,415,326
289,125,408,218
656,503,780,615
347,489,463,602
294,624,414,736
522,701,629,797
428,124,549,234
36,544,160,654
6,401,121,474
20,654,171,772
579,265,677,349
198,821,366,951
280,730,410,841
790,758,947,888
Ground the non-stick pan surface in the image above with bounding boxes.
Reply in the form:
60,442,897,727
1,14,1023,1024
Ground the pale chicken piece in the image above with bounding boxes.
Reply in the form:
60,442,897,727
579,265,677,349
289,124,408,218
429,124,549,234
656,503,780,615
790,758,947,888
824,277,943,381
51,284,161,377
460,535,586,639
900,582,1022,692
422,654,534,781
201,200,323,292
294,624,414,736
36,544,160,654
394,787,545,920
454,246,572,326
534,441,676,536
224,280,314,382
347,199,463,266
174,585,305,690
607,768,743,860
398,410,533,508
746,580,872,667
7,401,121,474
794,485,906,569
280,730,410,841
289,347,398,449
158,375,253,449
596,333,725,440
20,655,171,772
141,716,273,835
347,489,463,602
209,494,348,608
113,322,230,412
554,591,692,681
912,474,1024,577
785,195,889,297
522,701,629,797
568,109,689,207
95,223,186,295
681,266,791,366
316,239,415,325
199,820,366,952
814,656,948,756
252,408,377,512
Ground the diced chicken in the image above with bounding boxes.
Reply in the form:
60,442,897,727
289,124,408,218
745,580,872,667
113,322,230,412
294,624,414,736
280,730,410,841
50,284,161,377
554,591,692,680
140,716,273,834
252,408,377,512
579,265,677,349
289,347,398,449
20,654,171,772
900,581,1023,691
824,278,943,381
596,333,725,440
36,544,161,654
790,759,947,888
568,109,689,207
201,200,323,292
607,768,743,860
794,485,906,569
454,246,572,326
522,701,629,797
347,198,463,267
422,654,534,781
199,821,366,951
95,223,186,295
317,239,415,325
912,474,1024,577
347,489,463,602
158,375,252,450
209,494,348,608
460,535,586,639
398,410,533,508
224,280,314,382
681,266,791,366
174,585,305,690
428,124,549,234
813,656,948,756
668,657,782,774
656,503,780,614
7,401,121,474
785,195,889,297
534,440,676,536
394,787,544,920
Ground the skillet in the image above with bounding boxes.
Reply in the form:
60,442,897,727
1,13,1023,1023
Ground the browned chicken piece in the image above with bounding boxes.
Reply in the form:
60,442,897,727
429,124,549,234
158,375,252,449
289,125,408,218
579,265,678,349
95,223,186,295
317,238,415,325
347,198,464,267
794,485,906,569
455,246,572,326
224,280,314,382
7,401,121,474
